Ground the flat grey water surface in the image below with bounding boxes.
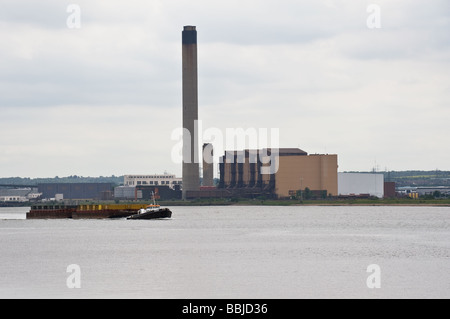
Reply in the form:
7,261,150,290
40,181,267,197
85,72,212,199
0,205,449,298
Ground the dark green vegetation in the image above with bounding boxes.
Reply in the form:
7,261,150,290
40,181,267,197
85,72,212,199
47,197,450,207
1,171,449,187
0,175,123,186
350,170,450,187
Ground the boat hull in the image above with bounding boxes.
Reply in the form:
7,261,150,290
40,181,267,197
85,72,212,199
127,208,172,220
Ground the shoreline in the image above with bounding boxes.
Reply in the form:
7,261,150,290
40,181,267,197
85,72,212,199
157,200,450,207
3,200,450,209
229,203,450,207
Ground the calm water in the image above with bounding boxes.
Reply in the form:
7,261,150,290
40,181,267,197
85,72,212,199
0,205,449,299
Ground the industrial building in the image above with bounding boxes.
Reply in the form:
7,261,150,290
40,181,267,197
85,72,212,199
338,173,384,198
117,173,182,200
384,182,396,198
38,183,113,200
397,186,450,197
0,188,41,203
178,26,340,201
215,148,338,199
124,174,182,190
114,185,181,201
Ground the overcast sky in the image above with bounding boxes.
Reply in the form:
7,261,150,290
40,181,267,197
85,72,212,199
0,0,449,178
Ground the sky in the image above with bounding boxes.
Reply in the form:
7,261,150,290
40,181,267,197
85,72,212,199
0,0,449,178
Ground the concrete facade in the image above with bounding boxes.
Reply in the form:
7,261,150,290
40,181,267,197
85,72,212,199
202,143,214,187
182,25,200,199
114,186,136,200
338,173,384,198
276,154,338,198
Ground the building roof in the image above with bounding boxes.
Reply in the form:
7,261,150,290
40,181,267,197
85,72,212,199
0,188,34,197
221,148,308,157
265,148,308,156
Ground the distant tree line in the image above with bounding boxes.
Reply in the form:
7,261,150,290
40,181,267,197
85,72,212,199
0,175,124,186
344,170,450,187
1,171,449,188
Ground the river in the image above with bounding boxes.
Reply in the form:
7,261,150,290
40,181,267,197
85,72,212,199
0,205,448,298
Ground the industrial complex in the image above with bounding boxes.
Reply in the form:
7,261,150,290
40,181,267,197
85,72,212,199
179,26,339,200
210,148,337,199
1,25,448,206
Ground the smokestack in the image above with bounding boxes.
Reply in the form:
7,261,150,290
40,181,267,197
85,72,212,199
202,143,214,187
182,25,199,199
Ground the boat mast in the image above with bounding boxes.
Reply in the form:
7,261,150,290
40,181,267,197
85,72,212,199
151,191,156,206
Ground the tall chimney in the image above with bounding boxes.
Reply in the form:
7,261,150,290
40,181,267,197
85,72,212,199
202,143,214,187
182,26,199,199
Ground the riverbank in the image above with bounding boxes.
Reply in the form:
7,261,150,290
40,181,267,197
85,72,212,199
158,198,450,207
6,197,450,209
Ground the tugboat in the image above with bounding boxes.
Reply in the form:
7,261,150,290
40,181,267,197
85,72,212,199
127,192,172,220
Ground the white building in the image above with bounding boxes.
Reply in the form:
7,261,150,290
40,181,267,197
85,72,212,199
338,173,384,198
124,173,182,190
0,195,28,202
0,188,41,202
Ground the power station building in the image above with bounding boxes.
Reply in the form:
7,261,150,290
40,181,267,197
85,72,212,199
179,26,339,200
218,148,338,199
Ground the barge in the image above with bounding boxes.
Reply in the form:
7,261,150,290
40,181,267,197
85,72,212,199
27,203,153,219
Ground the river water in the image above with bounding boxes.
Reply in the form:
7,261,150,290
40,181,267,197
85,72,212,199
0,205,448,299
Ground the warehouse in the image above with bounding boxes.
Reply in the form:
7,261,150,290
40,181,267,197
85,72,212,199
338,173,384,198
38,183,113,200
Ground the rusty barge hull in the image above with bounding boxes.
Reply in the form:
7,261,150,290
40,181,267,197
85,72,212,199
72,210,137,219
27,209,137,219
26,208,76,219
26,204,148,219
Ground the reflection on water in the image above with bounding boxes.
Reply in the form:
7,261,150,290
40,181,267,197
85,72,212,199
0,206,28,220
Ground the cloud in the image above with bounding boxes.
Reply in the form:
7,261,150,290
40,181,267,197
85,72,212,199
0,104,181,177
0,0,449,176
